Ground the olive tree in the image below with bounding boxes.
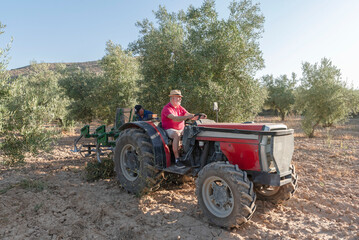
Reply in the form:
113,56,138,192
296,58,353,138
59,68,103,123
0,22,11,72
0,22,12,132
99,41,139,124
130,0,266,121
60,41,139,124
348,88,359,115
1,63,69,164
262,73,297,120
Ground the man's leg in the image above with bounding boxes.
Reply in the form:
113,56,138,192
167,130,180,159
166,129,185,168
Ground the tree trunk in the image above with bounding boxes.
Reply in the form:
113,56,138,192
309,121,319,138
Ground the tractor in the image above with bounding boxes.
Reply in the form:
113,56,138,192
74,108,298,228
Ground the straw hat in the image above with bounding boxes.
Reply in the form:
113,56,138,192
169,90,183,97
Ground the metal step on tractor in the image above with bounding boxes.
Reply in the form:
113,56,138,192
73,107,298,228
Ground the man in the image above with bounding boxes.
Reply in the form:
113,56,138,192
161,90,206,168
134,105,153,121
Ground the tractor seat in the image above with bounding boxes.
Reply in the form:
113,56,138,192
157,122,173,146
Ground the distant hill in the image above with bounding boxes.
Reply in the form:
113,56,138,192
8,60,103,78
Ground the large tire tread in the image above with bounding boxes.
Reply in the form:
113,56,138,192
255,164,298,204
114,128,164,196
196,162,256,228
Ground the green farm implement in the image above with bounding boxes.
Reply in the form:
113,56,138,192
72,108,136,162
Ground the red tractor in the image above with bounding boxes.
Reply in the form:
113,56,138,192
113,116,298,228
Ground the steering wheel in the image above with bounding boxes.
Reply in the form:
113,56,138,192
185,113,207,125
194,113,206,120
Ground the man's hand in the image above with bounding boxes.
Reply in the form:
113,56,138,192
186,114,195,120
199,113,207,120
194,113,207,120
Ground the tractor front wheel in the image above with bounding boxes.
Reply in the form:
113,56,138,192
196,162,256,228
254,164,298,204
114,128,163,195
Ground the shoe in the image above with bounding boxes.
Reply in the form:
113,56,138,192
175,160,186,169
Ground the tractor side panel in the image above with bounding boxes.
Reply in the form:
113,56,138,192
220,142,261,171
196,129,261,171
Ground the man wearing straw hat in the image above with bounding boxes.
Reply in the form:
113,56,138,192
161,90,207,168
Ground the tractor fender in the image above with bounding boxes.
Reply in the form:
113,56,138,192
118,121,170,169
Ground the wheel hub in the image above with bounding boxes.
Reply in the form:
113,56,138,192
211,183,229,207
120,144,140,181
125,151,138,169
202,176,234,218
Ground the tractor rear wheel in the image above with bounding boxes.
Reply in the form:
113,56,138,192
114,128,163,195
254,164,298,204
196,162,256,228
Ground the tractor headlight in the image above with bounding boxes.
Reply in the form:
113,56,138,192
260,135,275,172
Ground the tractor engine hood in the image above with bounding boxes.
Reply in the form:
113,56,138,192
196,122,288,132
187,120,295,186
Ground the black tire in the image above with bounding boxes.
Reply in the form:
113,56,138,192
254,164,298,204
196,162,256,228
114,128,163,195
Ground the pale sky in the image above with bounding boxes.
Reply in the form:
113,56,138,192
257,0,359,89
1,0,358,89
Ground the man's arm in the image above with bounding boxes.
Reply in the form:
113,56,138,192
167,113,194,122
185,112,207,120
142,110,153,120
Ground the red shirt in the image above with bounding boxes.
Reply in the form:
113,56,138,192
161,102,188,130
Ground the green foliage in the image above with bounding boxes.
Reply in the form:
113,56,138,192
0,22,12,133
18,179,47,192
0,179,46,194
130,0,266,121
60,41,139,124
0,22,12,74
347,88,359,115
85,158,115,182
1,63,67,164
59,68,103,123
296,58,353,137
262,73,297,120
99,41,139,123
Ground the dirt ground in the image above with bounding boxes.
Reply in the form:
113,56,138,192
1,116,358,240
